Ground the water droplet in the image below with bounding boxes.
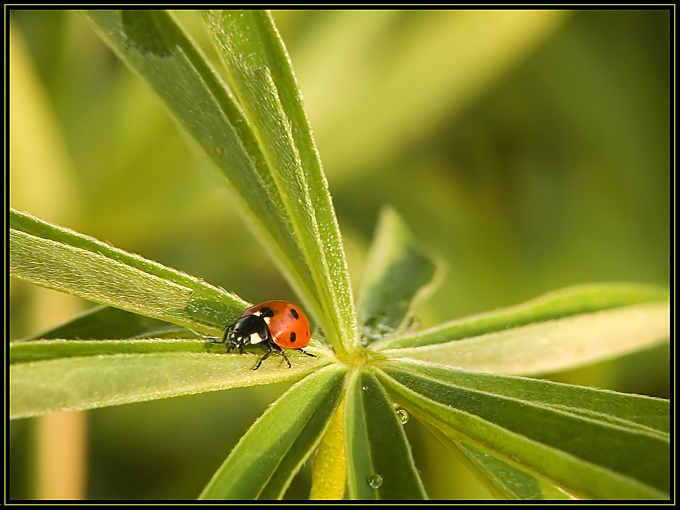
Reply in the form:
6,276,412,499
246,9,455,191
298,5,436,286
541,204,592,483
362,385,368,391
368,473,383,489
396,408,409,424
390,402,409,425
360,315,396,344
406,315,421,330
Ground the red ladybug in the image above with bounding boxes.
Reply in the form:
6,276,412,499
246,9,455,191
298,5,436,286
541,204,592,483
219,300,315,370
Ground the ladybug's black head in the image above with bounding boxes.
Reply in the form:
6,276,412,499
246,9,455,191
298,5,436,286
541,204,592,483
226,313,271,352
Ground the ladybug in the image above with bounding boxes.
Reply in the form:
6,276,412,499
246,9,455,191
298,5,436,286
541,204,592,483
218,300,316,370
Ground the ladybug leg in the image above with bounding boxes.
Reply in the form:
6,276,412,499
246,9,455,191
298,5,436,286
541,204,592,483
212,324,234,354
253,343,291,370
226,338,236,354
296,348,317,359
269,342,291,368
253,343,273,370
279,349,292,369
217,324,233,347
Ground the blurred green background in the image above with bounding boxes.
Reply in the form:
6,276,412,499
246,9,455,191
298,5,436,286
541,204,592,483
9,9,670,500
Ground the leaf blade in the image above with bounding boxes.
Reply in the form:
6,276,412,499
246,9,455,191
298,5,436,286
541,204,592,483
376,360,670,499
374,283,668,350
199,365,345,500
310,399,348,500
10,341,329,419
421,424,572,500
202,10,357,352
356,207,441,345
83,10,357,352
17,305,191,342
10,209,247,335
344,369,427,500
374,283,670,375
454,441,572,500
81,10,320,331
382,301,670,376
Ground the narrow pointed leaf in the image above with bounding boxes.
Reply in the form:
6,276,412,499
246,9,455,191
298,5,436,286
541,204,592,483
374,283,669,375
10,209,247,336
356,207,441,345
18,305,191,342
453,439,572,499
310,399,348,500
375,283,668,350
83,10,357,352
200,366,345,500
10,338,208,364
382,302,669,376
203,10,356,352
376,360,669,499
10,339,329,419
344,370,427,500
81,9,316,338
460,443,572,500
421,420,572,499
10,207,333,419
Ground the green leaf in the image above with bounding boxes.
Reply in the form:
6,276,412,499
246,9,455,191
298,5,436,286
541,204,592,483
375,282,668,350
356,207,441,345
310,399,347,500
9,207,334,419
376,360,670,500
202,10,357,353
454,441,572,500
10,338,208,364
422,421,572,499
374,283,669,375
81,8,312,332
10,209,247,336
200,365,346,500
18,305,191,342
385,302,669,376
344,369,427,500
10,339,329,419
83,10,357,352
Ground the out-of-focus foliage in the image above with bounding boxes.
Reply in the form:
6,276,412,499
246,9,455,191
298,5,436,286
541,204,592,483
9,9,669,499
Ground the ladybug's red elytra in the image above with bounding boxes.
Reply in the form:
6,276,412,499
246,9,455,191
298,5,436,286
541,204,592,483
218,300,316,370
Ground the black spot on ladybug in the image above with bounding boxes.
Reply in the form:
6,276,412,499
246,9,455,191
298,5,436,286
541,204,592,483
290,308,299,319
261,307,274,318
290,331,297,343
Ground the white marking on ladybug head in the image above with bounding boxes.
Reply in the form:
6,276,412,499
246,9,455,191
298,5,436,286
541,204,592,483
264,316,272,324
250,332,265,344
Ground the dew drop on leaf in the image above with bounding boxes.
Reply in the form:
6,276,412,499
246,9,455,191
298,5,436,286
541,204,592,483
406,315,421,330
396,407,409,425
368,473,383,490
